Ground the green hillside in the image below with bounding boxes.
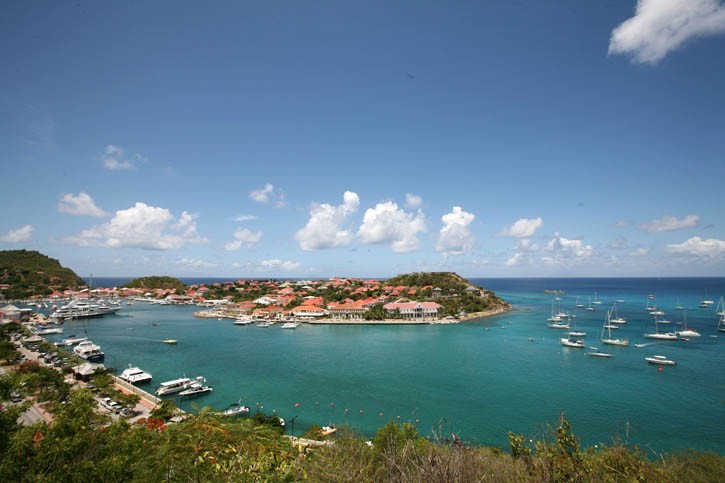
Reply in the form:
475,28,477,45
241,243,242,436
0,250,85,299
386,271,474,291
124,276,186,292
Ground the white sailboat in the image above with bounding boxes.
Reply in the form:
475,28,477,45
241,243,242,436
601,308,629,346
643,315,678,340
609,302,627,325
717,297,725,332
586,296,596,311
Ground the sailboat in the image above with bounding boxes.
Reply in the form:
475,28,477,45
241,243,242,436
575,296,584,309
601,308,629,346
586,296,596,311
675,297,684,310
699,291,714,308
717,297,725,332
643,315,678,340
609,302,627,324
547,298,570,329
591,292,603,305
675,311,700,338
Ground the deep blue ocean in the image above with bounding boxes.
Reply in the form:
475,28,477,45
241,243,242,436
53,277,725,453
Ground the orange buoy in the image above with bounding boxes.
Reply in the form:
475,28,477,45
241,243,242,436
294,402,300,408
658,366,663,372
396,415,401,420
359,409,364,414
415,419,419,423
378,412,383,417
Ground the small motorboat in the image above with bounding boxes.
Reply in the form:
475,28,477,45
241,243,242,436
118,365,153,384
560,338,585,348
587,351,613,358
222,401,250,416
163,339,178,344
645,355,677,366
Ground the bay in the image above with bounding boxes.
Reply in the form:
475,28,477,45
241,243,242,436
60,277,725,453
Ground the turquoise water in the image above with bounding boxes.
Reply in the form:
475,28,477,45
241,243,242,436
52,278,725,453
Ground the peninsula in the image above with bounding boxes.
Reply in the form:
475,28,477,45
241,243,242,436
187,272,511,324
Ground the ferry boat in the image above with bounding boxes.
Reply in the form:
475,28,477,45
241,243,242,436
54,335,87,347
645,355,676,366
118,365,153,384
73,340,105,362
156,377,194,396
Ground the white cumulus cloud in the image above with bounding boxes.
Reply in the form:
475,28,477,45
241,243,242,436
66,202,206,250
667,236,725,258
405,193,423,209
175,258,217,269
436,206,475,256
224,228,263,251
541,233,595,265
295,191,360,250
500,217,543,238
249,183,286,207
233,214,258,222
358,201,426,253
609,0,725,64
58,192,108,217
640,214,700,232
261,259,300,271
0,225,33,243
505,238,536,266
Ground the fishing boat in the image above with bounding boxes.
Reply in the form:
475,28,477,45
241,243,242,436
645,355,676,366
118,365,153,384
179,377,213,397
601,308,629,346
156,377,194,396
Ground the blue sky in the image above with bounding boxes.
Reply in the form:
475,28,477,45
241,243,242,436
1,0,724,278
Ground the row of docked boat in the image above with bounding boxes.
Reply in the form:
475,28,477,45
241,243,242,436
234,316,300,329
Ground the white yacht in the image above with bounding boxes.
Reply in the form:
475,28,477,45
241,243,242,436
281,321,300,329
234,317,253,325
676,312,701,338
645,355,676,366
73,340,105,362
118,365,153,384
179,377,212,397
221,401,250,416
156,377,194,396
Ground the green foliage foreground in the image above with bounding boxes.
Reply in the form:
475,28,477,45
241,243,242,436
1,378,723,483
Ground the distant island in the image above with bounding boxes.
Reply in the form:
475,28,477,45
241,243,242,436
123,276,187,293
0,249,85,299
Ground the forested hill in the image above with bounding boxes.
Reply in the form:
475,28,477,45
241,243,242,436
123,276,187,292
0,250,85,298
385,272,478,291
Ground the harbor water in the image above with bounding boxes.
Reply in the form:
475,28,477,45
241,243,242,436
51,277,725,453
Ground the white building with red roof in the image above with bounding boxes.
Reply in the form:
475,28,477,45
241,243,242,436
383,301,442,319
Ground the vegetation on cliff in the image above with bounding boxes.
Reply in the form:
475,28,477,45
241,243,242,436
0,250,85,299
123,276,187,292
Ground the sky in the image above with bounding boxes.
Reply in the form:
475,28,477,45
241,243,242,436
1,0,725,279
